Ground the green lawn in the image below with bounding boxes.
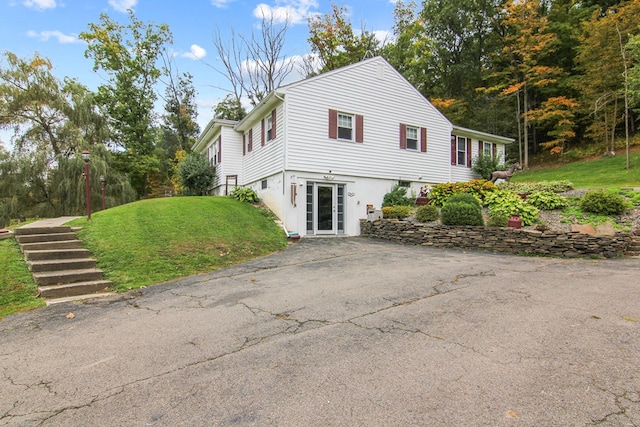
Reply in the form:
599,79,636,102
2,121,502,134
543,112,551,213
68,197,289,292
513,151,640,188
0,239,45,318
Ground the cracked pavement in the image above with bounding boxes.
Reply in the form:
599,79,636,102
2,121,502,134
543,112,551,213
1,237,639,426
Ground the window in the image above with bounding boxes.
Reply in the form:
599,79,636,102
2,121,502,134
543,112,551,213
261,179,268,189
328,109,363,143
398,180,411,188
406,126,418,150
266,115,273,141
338,113,353,140
482,141,492,156
400,123,427,152
457,136,466,166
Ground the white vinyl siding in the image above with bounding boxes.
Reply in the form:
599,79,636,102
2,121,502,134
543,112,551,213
282,59,452,184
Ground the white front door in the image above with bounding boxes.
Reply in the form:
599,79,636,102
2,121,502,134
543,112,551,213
307,183,345,235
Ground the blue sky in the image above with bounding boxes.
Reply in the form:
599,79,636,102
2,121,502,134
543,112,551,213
0,0,398,147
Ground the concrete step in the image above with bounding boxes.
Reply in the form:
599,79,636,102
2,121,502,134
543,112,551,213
14,226,72,236
23,248,92,261
45,292,115,306
32,268,105,286
15,232,78,244
19,240,85,252
28,258,97,273
37,280,113,299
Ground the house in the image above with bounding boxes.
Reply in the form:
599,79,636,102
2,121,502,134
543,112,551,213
193,57,514,237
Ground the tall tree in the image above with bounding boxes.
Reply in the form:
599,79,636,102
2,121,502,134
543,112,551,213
80,10,173,196
383,1,433,95
307,4,382,74
211,12,294,106
213,94,247,121
420,0,499,99
576,0,640,152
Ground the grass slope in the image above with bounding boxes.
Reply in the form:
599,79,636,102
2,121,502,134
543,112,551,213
513,151,640,188
68,197,288,292
0,239,45,318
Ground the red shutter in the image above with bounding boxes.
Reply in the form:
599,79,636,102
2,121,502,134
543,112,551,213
492,143,497,157
478,141,482,154
261,119,265,146
243,134,246,156
420,127,427,153
355,114,364,143
451,135,456,165
328,109,337,139
466,138,472,167
249,129,253,152
399,123,407,149
218,136,222,163
271,109,277,139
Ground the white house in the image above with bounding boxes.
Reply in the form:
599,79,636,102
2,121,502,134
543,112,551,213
193,57,514,237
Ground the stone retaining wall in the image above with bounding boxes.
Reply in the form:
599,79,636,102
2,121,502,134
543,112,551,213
360,219,633,258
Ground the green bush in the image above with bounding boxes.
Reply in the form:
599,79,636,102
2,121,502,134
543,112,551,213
445,193,482,209
382,184,415,207
472,153,504,180
580,190,627,215
525,191,568,210
428,180,496,206
382,205,413,219
500,180,574,194
230,187,259,203
487,213,509,227
415,205,439,222
441,202,484,226
484,190,539,226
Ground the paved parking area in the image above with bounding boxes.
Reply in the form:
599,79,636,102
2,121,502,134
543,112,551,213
1,237,639,426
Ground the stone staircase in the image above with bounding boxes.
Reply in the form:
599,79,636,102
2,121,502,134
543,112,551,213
14,222,113,303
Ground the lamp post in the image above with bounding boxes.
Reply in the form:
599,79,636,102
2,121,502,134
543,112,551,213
100,175,106,210
82,149,91,221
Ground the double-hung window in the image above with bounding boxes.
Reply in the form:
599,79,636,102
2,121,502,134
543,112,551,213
337,113,353,140
329,109,363,143
406,126,418,150
266,115,274,141
457,136,467,166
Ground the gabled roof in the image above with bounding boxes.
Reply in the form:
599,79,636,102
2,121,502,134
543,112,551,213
278,56,452,125
453,125,515,145
192,118,238,152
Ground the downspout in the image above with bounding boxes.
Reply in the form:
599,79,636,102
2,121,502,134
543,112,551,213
274,92,290,231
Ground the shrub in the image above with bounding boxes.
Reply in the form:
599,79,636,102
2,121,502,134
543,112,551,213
487,213,509,227
441,202,484,226
230,187,259,203
580,190,627,215
525,191,568,210
484,190,539,226
382,205,413,219
472,153,504,180
415,205,439,222
382,184,414,207
445,193,482,209
428,180,496,206
500,180,573,194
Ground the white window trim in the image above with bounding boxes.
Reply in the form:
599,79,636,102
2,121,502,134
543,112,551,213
406,126,418,151
337,112,354,141
456,136,466,166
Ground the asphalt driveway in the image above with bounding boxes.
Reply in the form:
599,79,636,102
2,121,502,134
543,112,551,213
1,238,639,426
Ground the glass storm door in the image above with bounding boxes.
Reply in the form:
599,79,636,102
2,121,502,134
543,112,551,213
307,183,345,235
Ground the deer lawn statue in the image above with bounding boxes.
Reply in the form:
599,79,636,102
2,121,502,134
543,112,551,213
491,162,521,183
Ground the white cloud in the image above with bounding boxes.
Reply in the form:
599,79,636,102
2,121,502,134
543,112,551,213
23,0,57,10
108,0,137,13
210,0,235,7
181,44,207,60
27,30,83,44
253,0,319,25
